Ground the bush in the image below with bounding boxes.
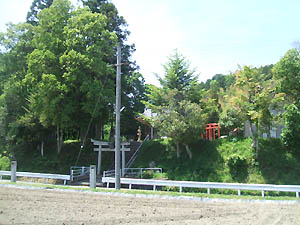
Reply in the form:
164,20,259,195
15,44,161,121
281,103,300,155
0,156,10,170
227,154,248,182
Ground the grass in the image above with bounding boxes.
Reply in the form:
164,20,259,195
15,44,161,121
3,136,300,200
1,180,299,202
133,137,300,187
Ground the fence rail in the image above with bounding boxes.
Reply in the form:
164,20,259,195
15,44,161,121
103,168,162,178
0,170,70,185
70,166,90,182
102,177,300,198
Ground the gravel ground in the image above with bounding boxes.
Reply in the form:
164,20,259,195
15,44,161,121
0,186,300,225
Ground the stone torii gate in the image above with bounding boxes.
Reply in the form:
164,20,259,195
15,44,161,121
91,139,131,176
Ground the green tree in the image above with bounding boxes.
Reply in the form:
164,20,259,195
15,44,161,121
0,23,34,93
26,0,54,26
81,0,146,138
1,0,145,159
273,48,300,104
145,51,208,159
227,66,280,157
151,89,208,159
281,102,300,154
157,50,198,100
273,49,300,152
23,0,117,153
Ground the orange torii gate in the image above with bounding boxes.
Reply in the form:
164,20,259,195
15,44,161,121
201,123,220,141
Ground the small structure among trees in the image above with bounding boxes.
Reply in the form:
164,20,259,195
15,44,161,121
201,123,221,141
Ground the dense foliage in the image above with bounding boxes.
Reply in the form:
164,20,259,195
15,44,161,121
1,0,300,179
0,0,146,160
134,137,300,189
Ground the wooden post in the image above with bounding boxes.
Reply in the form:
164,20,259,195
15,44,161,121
11,161,17,183
90,165,96,189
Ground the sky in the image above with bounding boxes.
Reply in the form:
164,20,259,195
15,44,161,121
1,0,300,85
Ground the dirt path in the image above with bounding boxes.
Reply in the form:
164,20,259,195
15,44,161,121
0,186,300,225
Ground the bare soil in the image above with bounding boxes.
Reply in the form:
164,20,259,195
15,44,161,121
0,186,300,225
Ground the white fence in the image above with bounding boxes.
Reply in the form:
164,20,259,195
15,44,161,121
70,166,90,182
103,168,162,178
102,177,300,198
0,170,70,185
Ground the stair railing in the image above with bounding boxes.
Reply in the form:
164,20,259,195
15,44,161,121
126,135,149,168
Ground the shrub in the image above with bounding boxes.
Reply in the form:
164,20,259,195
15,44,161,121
227,154,248,182
0,156,10,170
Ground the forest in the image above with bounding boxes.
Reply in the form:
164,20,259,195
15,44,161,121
1,0,300,178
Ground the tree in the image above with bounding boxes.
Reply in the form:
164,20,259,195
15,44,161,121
151,89,208,159
81,0,146,138
26,0,54,26
157,50,198,100
0,23,34,93
281,102,300,154
23,0,118,153
273,49,300,152
145,51,208,159
273,48,300,104
226,66,281,157
0,22,36,157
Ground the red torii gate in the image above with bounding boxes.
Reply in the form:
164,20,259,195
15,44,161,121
201,123,220,141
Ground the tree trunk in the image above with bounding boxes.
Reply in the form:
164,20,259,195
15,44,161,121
249,121,259,158
40,140,44,157
109,120,114,141
95,123,100,140
56,125,63,154
176,143,180,158
100,123,104,140
184,144,192,159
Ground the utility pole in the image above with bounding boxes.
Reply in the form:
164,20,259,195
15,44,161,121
115,43,121,190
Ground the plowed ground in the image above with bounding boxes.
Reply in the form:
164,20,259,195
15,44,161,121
0,187,300,225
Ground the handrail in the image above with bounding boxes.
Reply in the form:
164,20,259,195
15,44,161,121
70,166,90,182
126,135,149,168
103,167,162,178
102,177,300,198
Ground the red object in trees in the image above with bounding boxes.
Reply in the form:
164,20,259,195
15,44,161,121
202,123,220,141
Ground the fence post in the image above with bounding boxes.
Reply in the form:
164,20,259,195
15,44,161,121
90,165,96,189
11,161,17,183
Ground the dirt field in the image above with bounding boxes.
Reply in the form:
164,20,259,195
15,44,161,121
0,186,300,225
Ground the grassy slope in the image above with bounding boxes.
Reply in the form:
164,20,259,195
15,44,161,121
3,136,300,189
11,141,113,174
133,137,300,186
